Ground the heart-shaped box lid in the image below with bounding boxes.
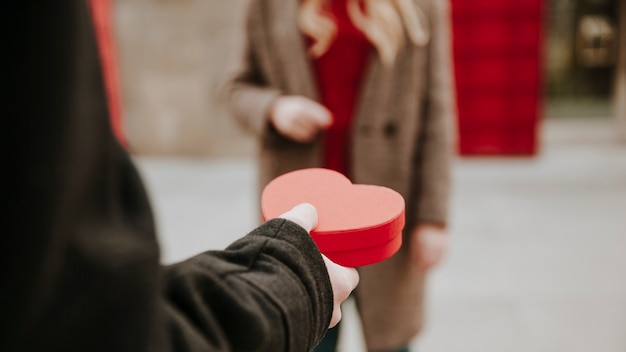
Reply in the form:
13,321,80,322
261,168,405,266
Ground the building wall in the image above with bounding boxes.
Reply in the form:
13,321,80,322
115,0,253,156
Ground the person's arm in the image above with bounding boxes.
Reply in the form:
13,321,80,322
409,0,456,271
3,2,352,351
163,218,334,351
223,1,334,143
223,0,282,136
413,0,456,225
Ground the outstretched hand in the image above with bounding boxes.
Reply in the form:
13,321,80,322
278,203,359,328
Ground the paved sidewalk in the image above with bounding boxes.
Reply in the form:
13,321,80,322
134,118,626,352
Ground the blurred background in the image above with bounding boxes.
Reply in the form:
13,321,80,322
110,0,625,155
98,0,624,351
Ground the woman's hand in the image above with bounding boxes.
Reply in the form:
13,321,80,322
270,96,332,143
410,223,449,273
278,203,359,328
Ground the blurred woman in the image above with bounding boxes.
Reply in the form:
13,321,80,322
225,0,456,350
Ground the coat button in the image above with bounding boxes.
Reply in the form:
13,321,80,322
384,122,397,137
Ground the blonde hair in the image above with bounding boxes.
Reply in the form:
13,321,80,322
298,0,430,66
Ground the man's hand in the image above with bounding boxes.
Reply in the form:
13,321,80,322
410,223,449,273
270,96,332,143
321,254,358,328
278,203,359,328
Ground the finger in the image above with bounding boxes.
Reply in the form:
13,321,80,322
286,128,311,143
323,256,360,295
278,203,318,232
343,266,360,290
322,255,359,328
428,236,448,267
278,114,315,143
329,303,342,328
306,102,333,128
292,118,319,142
416,244,434,272
420,244,444,273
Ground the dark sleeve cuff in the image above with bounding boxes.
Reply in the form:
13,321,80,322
226,218,333,345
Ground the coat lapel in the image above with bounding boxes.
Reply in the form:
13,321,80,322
354,50,396,128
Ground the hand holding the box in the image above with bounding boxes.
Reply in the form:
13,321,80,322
279,203,359,329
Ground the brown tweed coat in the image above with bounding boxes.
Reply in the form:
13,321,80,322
225,0,456,348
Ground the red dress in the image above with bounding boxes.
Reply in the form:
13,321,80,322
312,0,371,177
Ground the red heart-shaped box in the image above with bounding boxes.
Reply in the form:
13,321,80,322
261,168,405,267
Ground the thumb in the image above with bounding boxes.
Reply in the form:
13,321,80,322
306,100,333,128
277,203,318,233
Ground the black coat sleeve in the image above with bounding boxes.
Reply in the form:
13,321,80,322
164,219,333,351
1,1,332,351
